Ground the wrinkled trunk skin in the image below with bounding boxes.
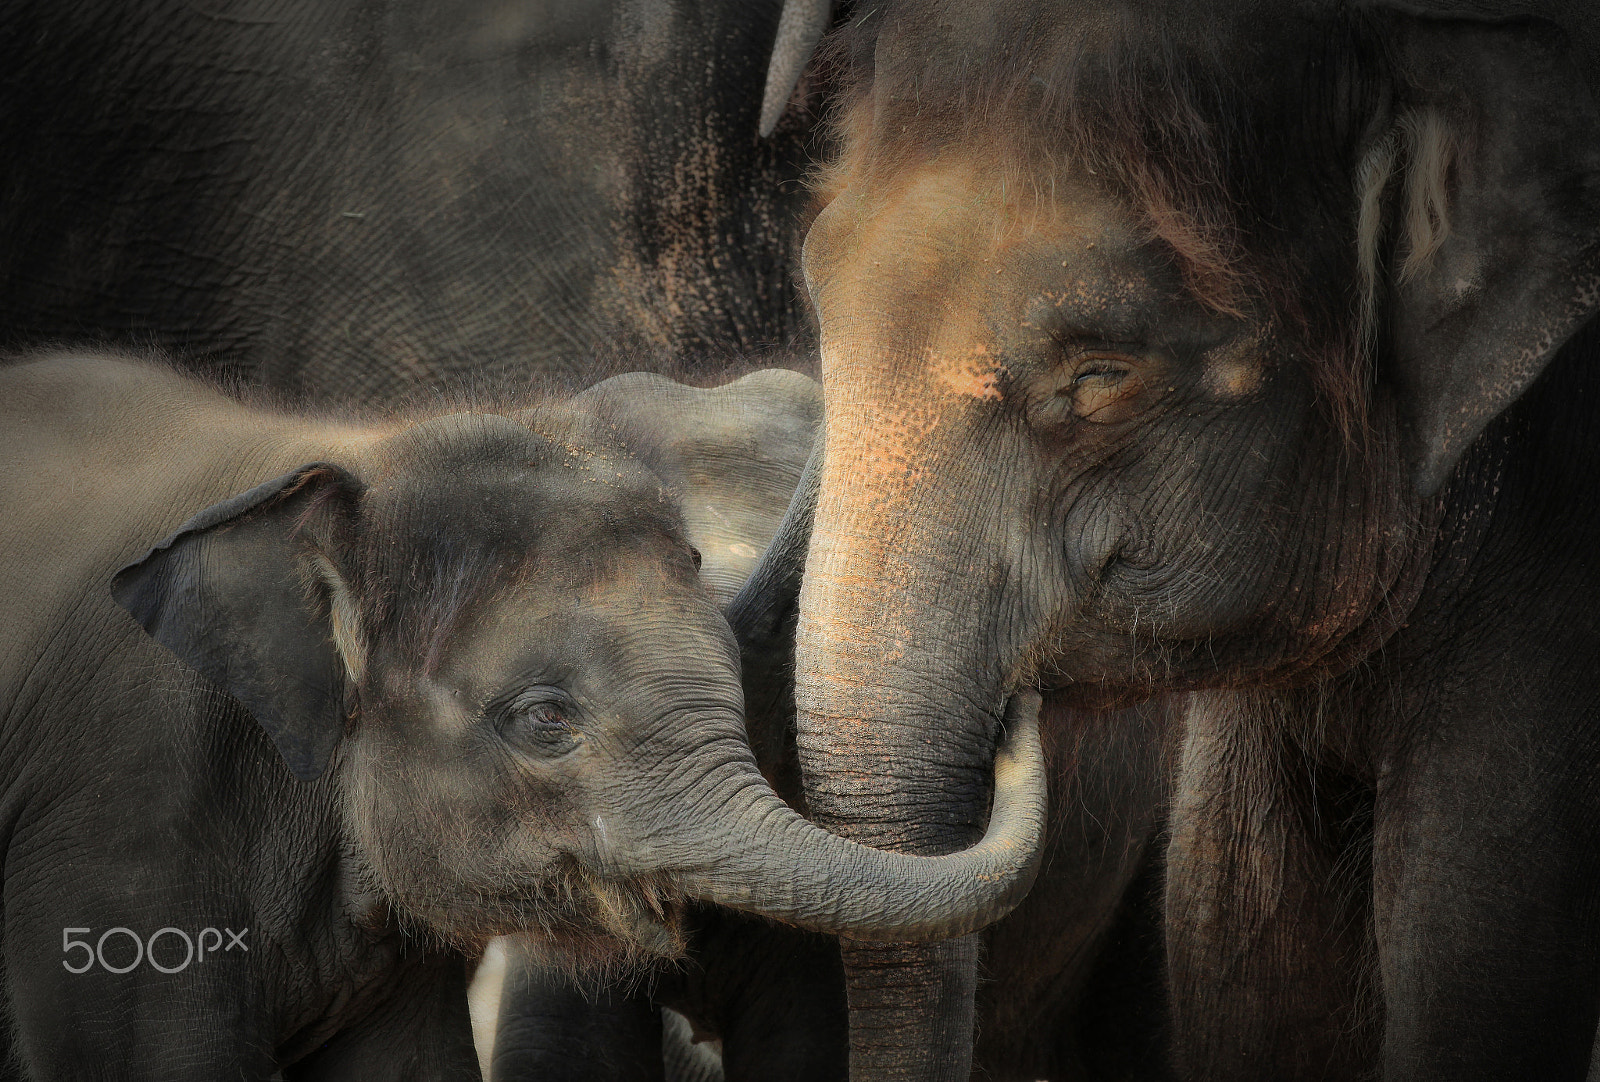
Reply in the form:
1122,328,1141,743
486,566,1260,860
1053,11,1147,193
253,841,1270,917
842,939,982,1080
648,690,1045,943
793,383,1021,1080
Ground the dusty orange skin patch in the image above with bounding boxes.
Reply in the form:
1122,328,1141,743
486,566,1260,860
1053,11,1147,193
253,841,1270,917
1201,329,1267,398
806,163,1064,442
933,343,1007,402
1205,357,1262,397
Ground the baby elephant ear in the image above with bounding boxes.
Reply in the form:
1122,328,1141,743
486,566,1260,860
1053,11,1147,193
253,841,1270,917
112,464,361,782
1375,9,1600,493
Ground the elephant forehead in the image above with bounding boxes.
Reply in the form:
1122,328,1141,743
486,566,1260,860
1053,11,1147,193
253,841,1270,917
809,163,1161,384
809,158,1124,295
414,577,734,699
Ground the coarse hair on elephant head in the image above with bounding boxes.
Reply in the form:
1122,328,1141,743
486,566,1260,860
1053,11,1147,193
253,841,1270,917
109,375,1049,982
743,0,1600,1077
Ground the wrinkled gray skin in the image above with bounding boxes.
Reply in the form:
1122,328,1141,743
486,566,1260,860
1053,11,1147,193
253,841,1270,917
494,711,1174,1082
750,0,1600,1078
719,446,1176,1082
0,0,835,401
0,355,1046,1078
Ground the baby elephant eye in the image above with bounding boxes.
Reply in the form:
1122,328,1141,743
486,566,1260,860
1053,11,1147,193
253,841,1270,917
499,687,581,758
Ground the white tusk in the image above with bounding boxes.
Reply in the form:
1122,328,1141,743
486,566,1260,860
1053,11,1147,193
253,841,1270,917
759,0,834,137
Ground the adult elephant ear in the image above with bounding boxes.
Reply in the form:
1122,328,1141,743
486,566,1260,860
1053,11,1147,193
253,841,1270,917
111,464,363,782
1367,4,1600,493
570,368,822,607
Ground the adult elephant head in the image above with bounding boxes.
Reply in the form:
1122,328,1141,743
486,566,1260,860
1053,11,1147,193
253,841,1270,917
751,0,1600,1076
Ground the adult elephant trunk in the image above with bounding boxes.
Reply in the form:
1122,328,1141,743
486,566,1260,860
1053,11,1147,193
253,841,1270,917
788,387,1032,1080
634,690,1044,942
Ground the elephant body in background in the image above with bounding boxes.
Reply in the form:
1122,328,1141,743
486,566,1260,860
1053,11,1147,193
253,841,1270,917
0,0,827,401
753,0,1600,1078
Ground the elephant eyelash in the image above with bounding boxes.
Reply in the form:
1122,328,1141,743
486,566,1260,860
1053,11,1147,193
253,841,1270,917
497,690,584,759
516,701,568,729
502,686,575,719
491,685,580,734
1049,340,1144,375
1072,363,1131,384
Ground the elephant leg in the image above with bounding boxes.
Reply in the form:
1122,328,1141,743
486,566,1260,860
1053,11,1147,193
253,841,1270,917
489,941,663,1082
1164,689,1374,1082
1373,698,1600,1080
979,849,1171,1082
655,906,847,1082
975,696,1173,1081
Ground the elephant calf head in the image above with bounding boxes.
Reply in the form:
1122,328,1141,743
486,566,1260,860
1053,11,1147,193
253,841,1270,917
111,373,1049,971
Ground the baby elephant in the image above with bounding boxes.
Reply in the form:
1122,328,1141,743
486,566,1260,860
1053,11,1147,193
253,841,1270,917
0,354,1044,1080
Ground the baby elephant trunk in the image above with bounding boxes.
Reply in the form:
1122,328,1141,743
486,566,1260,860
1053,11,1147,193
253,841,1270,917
602,692,1047,942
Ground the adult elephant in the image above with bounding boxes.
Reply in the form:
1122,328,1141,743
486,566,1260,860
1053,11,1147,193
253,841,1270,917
754,0,1600,1078
0,0,838,401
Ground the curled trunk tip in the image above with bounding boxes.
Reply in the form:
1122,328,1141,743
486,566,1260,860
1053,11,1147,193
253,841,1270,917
652,690,1048,943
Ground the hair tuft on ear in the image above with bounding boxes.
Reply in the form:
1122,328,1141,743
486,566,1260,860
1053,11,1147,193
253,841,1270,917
1355,129,1398,350
1396,107,1455,284
310,551,367,687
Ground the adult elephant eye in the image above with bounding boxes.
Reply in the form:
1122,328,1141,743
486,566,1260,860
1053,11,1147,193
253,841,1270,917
500,687,581,758
1028,352,1148,431
1071,360,1145,423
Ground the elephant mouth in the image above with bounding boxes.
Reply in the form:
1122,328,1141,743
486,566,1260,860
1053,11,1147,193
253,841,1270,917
364,848,689,973
480,864,691,976
557,867,690,965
